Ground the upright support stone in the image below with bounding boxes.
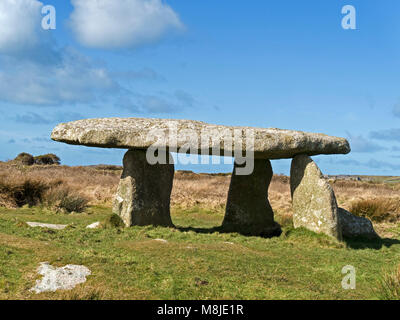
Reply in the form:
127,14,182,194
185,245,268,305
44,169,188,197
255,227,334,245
222,159,281,237
290,155,342,240
113,149,174,227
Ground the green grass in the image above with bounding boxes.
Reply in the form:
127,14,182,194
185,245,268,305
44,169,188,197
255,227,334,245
0,205,399,300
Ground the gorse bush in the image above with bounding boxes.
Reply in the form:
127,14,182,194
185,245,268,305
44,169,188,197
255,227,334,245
44,186,88,213
349,198,400,222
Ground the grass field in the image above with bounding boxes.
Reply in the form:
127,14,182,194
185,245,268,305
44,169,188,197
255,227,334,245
0,163,400,300
1,205,400,300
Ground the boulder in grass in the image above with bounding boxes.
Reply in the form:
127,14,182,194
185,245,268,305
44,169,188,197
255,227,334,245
338,208,379,239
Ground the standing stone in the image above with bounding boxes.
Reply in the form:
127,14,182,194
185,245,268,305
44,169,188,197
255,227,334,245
290,155,342,240
337,208,379,239
113,149,174,227
222,159,281,237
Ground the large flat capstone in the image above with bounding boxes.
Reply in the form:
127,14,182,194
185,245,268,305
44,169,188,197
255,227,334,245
51,118,350,159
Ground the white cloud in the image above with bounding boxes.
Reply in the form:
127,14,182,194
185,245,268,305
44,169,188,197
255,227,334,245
0,48,118,106
69,0,184,49
0,0,43,54
0,0,189,112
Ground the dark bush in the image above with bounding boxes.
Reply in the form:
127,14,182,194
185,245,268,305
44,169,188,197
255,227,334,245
34,154,61,165
14,153,34,166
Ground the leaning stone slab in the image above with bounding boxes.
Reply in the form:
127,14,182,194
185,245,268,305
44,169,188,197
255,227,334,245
30,262,91,293
338,208,379,239
222,159,281,237
113,149,174,227
27,222,67,230
290,155,342,240
51,118,350,159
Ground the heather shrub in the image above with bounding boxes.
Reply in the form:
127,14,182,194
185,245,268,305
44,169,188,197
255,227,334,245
44,185,88,213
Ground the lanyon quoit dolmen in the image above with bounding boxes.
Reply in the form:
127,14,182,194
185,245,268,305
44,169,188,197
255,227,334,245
51,118,378,240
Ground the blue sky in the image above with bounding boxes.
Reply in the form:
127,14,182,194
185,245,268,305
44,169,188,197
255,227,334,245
1,0,400,175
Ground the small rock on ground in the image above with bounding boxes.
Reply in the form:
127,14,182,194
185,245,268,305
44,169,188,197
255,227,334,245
30,262,91,294
86,222,101,229
27,222,67,230
153,238,168,243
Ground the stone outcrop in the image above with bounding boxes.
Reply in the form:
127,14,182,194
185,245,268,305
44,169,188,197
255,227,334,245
290,155,342,240
338,208,379,239
222,159,281,237
113,149,174,227
51,118,350,159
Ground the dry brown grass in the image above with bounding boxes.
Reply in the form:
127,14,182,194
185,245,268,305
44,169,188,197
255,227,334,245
378,265,400,300
330,179,400,222
0,163,120,208
1,162,400,225
348,198,400,222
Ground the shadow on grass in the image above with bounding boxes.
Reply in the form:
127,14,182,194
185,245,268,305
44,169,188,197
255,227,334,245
176,225,282,238
176,224,400,249
177,226,221,234
344,237,400,250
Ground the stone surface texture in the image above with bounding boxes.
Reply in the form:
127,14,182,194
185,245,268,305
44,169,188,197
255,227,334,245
30,262,91,293
290,155,342,240
113,149,174,227
222,159,281,237
51,118,350,159
338,208,379,239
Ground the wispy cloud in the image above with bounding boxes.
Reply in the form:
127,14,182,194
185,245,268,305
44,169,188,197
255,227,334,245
365,159,400,171
319,156,400,171
14,112,50,125
369,129,400,142
392,99,400,118
111,68,166,82
346,132,386,153
14,112,85,125
117,90,195,114
0,46,119,106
